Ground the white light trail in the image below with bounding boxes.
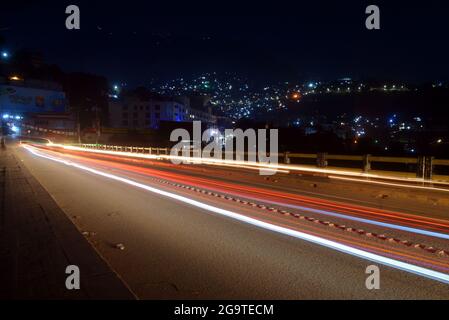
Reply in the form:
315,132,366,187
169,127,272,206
24,144,449,285
329,175,449,193
44,143,449,191
259,198,449,240
41,143,449,239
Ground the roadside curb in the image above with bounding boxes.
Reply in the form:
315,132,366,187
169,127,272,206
1,143,136,299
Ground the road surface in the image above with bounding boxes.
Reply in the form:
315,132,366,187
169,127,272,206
11,141,449,299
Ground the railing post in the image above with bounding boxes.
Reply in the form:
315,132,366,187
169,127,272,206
363,154,371,172
424,156,434,180
284,151,290,164
417,156,434,180
317,152,328,168
417,156,425,178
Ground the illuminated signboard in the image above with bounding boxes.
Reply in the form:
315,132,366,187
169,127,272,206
0,85,66,114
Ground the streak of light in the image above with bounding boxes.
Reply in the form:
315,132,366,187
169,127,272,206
23,144,449,285
329,175,449,193
33,143,449,234
207,161,290,174
27,145,449,272
45,143,449,190
261,199,449,240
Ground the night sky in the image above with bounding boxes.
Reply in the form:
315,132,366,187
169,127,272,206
1,0,449,86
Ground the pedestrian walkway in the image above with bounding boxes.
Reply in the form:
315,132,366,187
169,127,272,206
0,141,136,299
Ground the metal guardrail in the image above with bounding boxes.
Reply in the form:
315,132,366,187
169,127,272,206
78,144,448,180
434,159,449,166
81,144,170,155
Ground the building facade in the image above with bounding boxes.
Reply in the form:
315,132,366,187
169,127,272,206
108,94,216,129
0,77,70,136
0,77,66,117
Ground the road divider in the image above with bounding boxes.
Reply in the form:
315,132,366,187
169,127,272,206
142,172,449,257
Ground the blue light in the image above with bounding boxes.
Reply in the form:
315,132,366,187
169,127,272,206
1,51,8,58
2,114,9,119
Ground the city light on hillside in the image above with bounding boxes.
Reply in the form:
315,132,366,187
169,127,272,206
9,75,22,81
291,92,302,101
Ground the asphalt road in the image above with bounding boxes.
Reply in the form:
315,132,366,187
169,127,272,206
12,142,449,299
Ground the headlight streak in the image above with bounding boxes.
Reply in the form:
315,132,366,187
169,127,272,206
40,146,449,256
35,144,449,239
46,143,449,192
250,199,449,240
329,175,449,193
24,144,449,285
